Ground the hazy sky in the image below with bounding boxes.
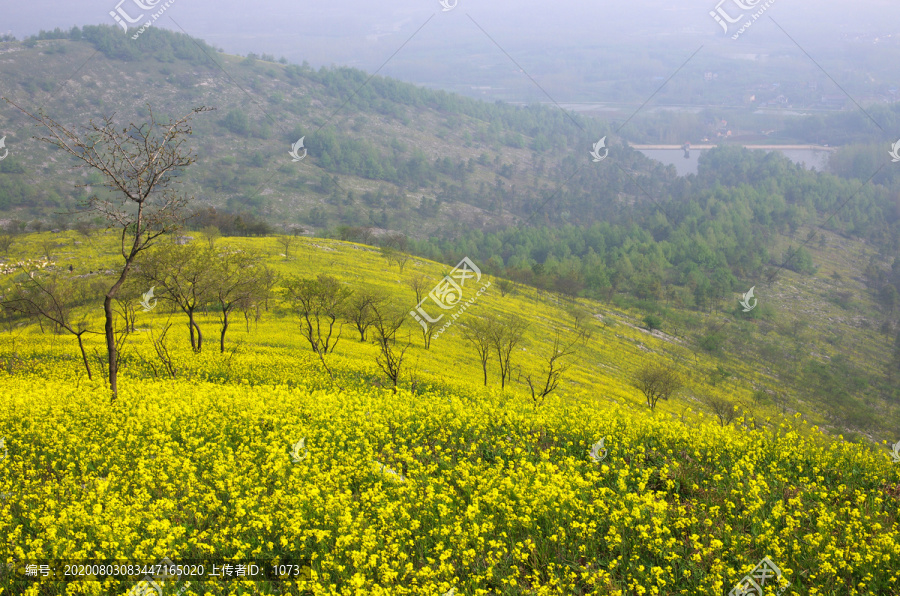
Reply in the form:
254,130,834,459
7,1,900,55
4,1,900,101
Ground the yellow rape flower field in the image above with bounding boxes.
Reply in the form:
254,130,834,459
0,232,898,595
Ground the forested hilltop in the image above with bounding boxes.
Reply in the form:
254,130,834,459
1,25,900,439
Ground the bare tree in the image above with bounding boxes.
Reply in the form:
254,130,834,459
202,225,221,249
380,245,397,269
358,227,375,245
461,316,494,385
383,233,409,252
2,268,98,379
702,393,742,427
370,302,411,393
489,314,528,389
520,330,579,408
8,99,212,400
394,252,411,273
381,240,411,273
284,274,351,355
418,317,438,349
257,265,280,312
342,288,383,341
497,279,513,297
277,235,297,259
633,362,683,411
408,273,430,304
114,296,137,334
134,243,216,353
211,248,271,353
140,320,177,379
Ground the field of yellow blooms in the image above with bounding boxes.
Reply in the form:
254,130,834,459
0,232,898,595
1,370,899,595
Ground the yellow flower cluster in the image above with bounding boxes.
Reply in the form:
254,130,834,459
0,371,897,595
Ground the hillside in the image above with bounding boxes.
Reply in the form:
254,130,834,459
2,26,900,441
0,231,898,595
0,26,628,234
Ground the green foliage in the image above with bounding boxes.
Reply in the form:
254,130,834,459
782,245,817,275
642,313,662,331
221,109,251,136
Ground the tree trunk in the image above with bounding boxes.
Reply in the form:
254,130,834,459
188,311,197,351
102,256,132,401
103,260,135,400
188,310,202,352
103,295,119,399
220,308,228,353
77,332,92,380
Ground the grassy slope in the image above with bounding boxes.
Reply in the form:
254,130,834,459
0,232,898,595
2,229,898,439
2,38,898,440
0,37,571,233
